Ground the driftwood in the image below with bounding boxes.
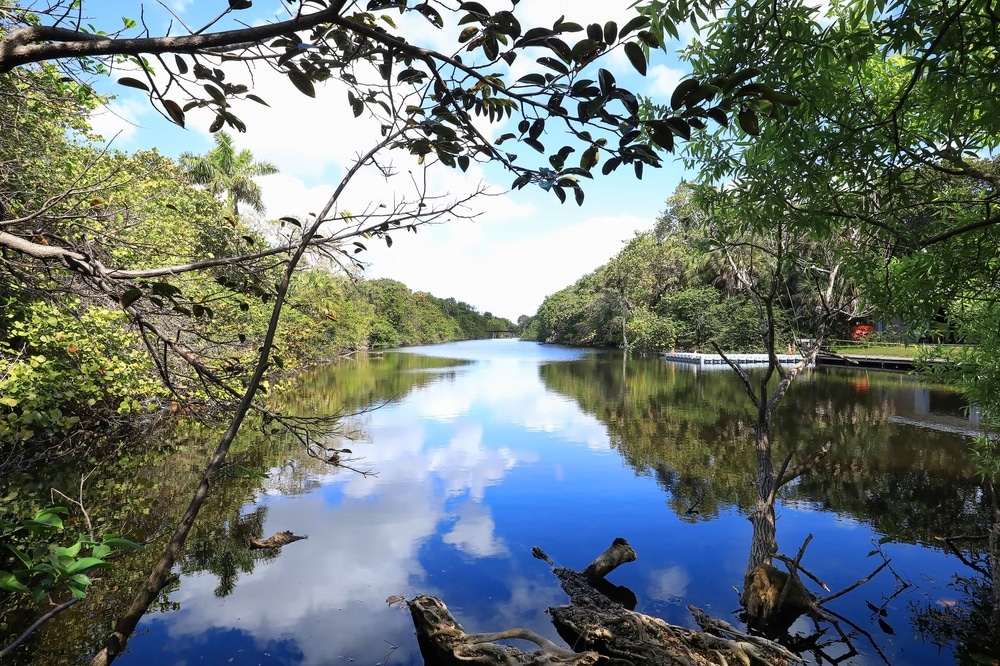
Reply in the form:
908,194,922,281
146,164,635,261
410,538,804,666
248,530,308,549
408,595,600,665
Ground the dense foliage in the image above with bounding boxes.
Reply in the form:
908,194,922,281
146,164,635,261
0,64,513,467
525,192,793,352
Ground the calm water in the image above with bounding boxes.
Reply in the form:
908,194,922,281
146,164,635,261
5,339,994,665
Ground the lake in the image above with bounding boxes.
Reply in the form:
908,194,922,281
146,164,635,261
3,339,994,665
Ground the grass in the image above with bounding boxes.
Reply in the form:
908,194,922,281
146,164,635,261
828,341,969,359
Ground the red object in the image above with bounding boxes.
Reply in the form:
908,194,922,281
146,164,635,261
851,324,874,340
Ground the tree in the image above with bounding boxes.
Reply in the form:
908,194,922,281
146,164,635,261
179,131,278,217
3,1,790,660
635,0,1000,631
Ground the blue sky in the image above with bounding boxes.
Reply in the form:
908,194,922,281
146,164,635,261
83,0,696,320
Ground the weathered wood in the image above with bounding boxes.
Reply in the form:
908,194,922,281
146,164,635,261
581,536,636,582
407,595,599,666
410,540,804,666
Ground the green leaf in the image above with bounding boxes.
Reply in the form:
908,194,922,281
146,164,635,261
0,571,30,593
55,541,82,558
101,536,144,551
66,557,112,574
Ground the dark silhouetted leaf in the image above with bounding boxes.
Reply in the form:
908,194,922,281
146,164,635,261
571,38,601,63
877,618,895,635
619,14,650,37
706,106,728,126
737,108,760,136
665,117,691,140
598,68,616,95
414,3,444,28
671,78,699,110
163,99,185,127
119,288,142,309
397,68,426,84
646,120,675,151
721,68,761,93
637,30,660,47
623,41,646,76
228,0,252,9
118,77,149,91
173,55,188,75
287,69,316,97
603,21,618,44
537,56,568,74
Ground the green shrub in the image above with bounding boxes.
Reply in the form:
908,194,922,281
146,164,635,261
0,300,166,443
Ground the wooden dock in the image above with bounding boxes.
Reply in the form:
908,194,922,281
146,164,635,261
814,352,917,371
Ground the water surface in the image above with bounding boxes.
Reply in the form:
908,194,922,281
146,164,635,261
8,339,993,665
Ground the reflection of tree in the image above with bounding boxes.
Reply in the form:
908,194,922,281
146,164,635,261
180,505,278,598
541,358,987,542
540,352,990,658
3,353,457,662
910,480,1000,665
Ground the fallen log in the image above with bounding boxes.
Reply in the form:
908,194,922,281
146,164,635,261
407,595,600,665
410,539,804,666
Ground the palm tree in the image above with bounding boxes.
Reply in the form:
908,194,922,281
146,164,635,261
179,131,278,217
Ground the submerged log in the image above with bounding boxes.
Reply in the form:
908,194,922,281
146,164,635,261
411,539,804,666
407,595,599,665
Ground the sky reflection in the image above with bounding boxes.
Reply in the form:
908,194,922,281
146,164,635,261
116,341,984,666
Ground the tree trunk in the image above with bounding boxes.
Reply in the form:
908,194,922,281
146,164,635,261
748,425,777,572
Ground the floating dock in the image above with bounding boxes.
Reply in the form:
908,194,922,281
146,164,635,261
663,352,813,368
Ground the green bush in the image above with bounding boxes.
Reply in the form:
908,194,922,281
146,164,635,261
0,300,166,443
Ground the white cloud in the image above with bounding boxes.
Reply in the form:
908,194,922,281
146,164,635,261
648,64,687,98
94,0,686,319
89,98,149,144
443,501,509,557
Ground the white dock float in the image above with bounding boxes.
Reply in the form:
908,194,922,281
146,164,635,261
663,352,813,368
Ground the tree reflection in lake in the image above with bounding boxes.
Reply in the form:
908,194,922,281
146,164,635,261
4,340,996,666
539,352,995,662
